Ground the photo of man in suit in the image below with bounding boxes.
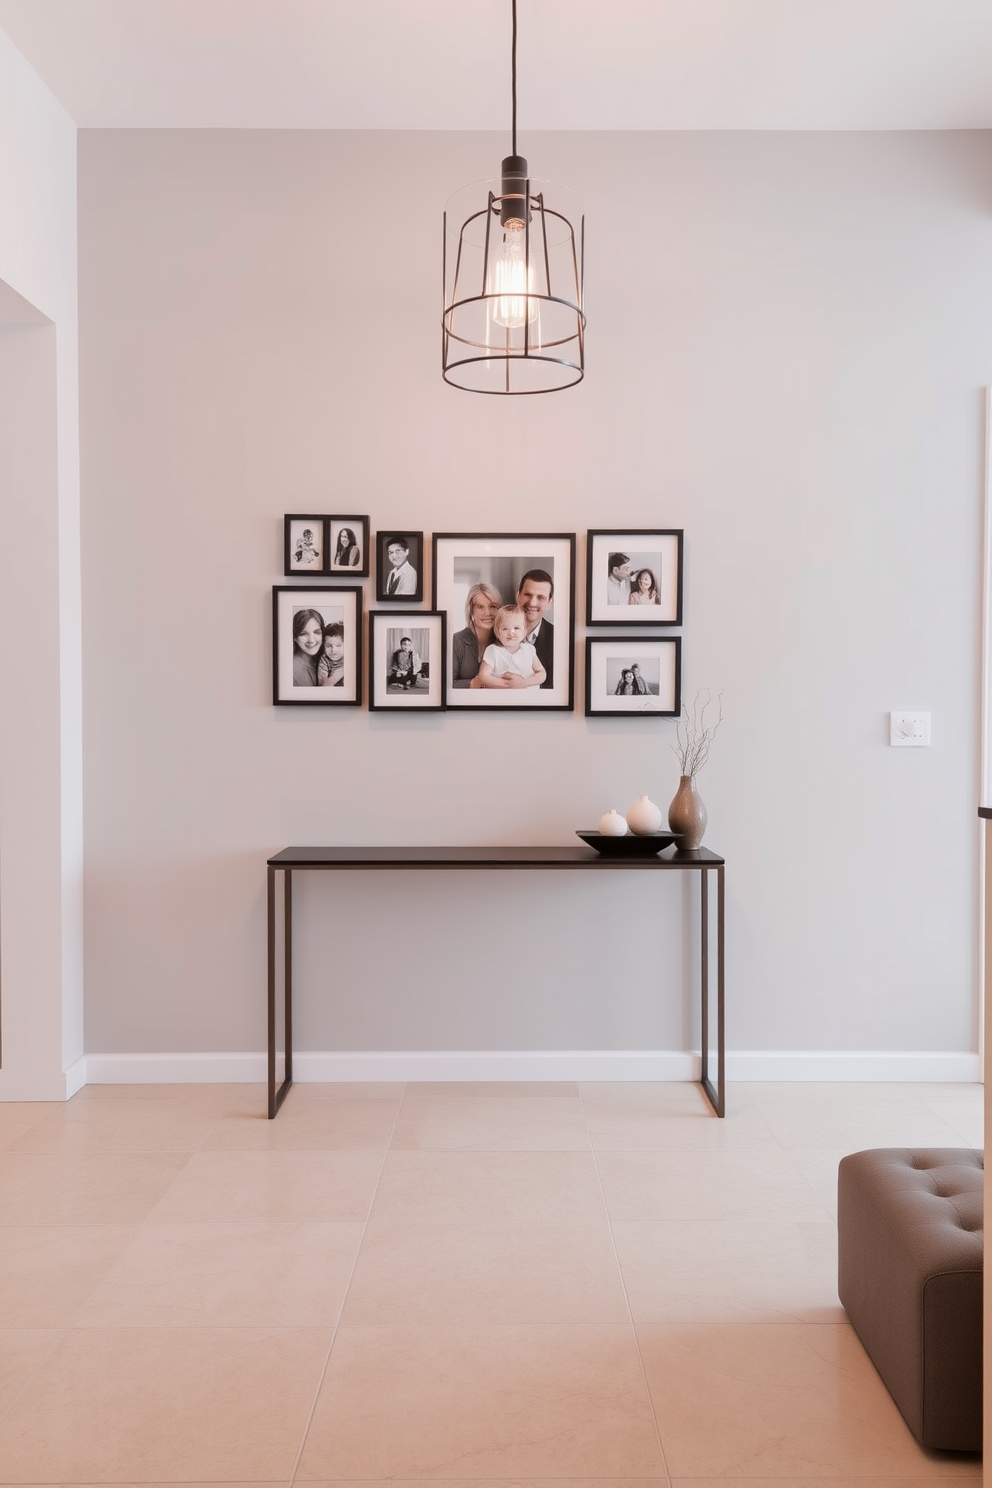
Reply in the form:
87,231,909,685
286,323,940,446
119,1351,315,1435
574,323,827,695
515,569,555,688
382,536,417,597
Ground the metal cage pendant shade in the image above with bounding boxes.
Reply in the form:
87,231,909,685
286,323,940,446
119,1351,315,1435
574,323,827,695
441,7,585,394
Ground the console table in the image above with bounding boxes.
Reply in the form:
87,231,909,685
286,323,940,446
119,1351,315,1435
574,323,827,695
266,844,726,1119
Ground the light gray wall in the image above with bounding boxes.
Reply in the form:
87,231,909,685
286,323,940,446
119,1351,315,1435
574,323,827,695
77,128,990,1065
0,30,82,1098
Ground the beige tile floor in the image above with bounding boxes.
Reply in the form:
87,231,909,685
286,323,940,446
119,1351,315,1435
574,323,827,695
0,1078,983,1485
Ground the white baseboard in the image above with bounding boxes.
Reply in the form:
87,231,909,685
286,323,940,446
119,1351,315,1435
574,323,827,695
77,1048,982,1086
726,1051,982,1082
63,1056,88,1098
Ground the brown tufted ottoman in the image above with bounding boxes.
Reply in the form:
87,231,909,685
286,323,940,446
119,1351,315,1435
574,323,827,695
837,1148,983,1452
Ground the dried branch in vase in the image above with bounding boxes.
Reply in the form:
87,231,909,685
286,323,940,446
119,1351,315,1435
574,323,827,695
672,688,724,777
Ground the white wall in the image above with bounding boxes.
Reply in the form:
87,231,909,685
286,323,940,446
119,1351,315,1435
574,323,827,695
77,128,990,1077
0,31,82,1097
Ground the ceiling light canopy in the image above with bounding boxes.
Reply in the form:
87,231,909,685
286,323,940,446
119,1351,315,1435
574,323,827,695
441,0,585,395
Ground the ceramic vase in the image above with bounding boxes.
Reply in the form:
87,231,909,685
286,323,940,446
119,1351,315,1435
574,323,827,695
598,809,628,837
668,775,707,850
626,794,664,836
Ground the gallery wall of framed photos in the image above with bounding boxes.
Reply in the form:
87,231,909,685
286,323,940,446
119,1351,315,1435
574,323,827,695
274,518,685,719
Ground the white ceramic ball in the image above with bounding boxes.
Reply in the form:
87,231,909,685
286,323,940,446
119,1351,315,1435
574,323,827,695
626,795,664,835
598,809,628,837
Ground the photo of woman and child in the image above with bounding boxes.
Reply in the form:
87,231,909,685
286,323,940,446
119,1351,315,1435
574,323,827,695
292,607,346,687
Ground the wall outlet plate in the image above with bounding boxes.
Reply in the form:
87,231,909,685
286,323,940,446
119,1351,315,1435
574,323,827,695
890,710,931,746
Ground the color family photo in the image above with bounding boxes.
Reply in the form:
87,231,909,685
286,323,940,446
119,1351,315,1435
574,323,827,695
586,529,683,625
272,586,363,705
432,534,575,710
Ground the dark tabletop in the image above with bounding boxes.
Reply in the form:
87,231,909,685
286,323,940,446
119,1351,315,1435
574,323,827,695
267,844,725,868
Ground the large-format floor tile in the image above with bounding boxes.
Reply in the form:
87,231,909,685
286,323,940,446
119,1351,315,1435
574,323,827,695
302,1481,670,1488
0,1327,331,1483
612,1219,841,1324
147,1149,383,1222
0,1104,62,1152
391,1094,591,1150
913,1084,984,1147
740,1083,969,1151
402,1081,580,1098
0,1152,189,1224
342,1218,628,1324
7,1098,221,1154
596,1148,830,1222
296,1324,664,1480
75,1221,364,1328
639,1322,980,1479
0,1330,62,1416
200,1095,401,1151
671,1478,981,1486
0,1225,135,1327
370,1151,608,1225
582,1093,779,1150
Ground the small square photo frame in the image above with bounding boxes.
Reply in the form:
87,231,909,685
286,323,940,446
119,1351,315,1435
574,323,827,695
586,528,683,625
284,515,328,575
328,516,369,576
585,636,682,717
369,611,446,710
272,586,363,705
377,531,424,602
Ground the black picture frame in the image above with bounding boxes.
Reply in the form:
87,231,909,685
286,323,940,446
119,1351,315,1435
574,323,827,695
584,636,682,717
284,515,328,576
432,532,575,710
272,586,363,705
369,611,446,711
586,528,684,625
327,516,370,577
376,531,424,602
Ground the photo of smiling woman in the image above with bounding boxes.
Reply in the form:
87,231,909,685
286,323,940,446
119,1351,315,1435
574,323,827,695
292,607,325,686
272,586,363,705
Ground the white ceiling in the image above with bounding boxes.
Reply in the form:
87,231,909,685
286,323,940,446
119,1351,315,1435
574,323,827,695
2,0,992,131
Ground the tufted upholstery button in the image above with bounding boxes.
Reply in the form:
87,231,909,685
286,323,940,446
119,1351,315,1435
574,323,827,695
838,1148,983,1453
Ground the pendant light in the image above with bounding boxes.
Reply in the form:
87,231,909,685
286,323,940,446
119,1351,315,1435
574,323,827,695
441,0,585,394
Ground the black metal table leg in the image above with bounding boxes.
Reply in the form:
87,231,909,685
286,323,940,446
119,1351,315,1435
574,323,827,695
267,865,293,1118
699,866,725,1117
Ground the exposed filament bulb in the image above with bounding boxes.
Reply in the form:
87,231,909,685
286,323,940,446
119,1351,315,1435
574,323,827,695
489,224,537,330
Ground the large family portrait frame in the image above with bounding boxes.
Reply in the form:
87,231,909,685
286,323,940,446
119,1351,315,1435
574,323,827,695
585,637,682,717
369,611,446,711
272,586,363,706
586,528,684,626
432,533,575,710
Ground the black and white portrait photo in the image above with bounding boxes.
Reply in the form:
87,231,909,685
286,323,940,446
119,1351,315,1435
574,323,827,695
284,515,327,575
369,611,445,710
585,637,681,717
272,586,363,705
433,533,575,710
586,529,683,626
376,531,424,602
328,516,369,576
